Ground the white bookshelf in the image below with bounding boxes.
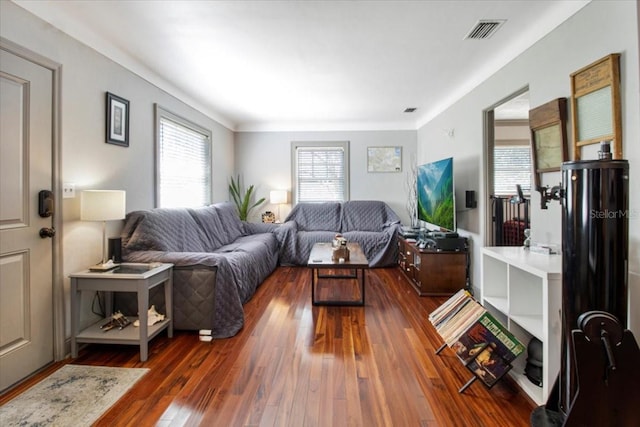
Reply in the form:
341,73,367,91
481,246,562,405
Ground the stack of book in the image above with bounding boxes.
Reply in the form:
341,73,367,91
429,289,526,390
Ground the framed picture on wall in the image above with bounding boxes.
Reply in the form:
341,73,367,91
106,92,129,147
529,98,568,189
367,146,402,172
570,53,622,159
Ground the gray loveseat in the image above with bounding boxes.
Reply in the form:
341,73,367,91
119,202,278,338
274,200,401,267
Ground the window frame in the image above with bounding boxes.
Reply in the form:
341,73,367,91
291,141,350,204
155,105,213,208
493,144,532,197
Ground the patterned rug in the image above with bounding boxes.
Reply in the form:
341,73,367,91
0,364,148,426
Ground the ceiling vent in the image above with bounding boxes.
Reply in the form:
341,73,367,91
465,19,506,40
404,107,417,113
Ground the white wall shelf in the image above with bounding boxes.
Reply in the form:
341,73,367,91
481,246,562,405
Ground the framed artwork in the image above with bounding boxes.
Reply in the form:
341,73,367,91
106,92,129,147
367,146,402,172
529,98,568,189
570,53,622,159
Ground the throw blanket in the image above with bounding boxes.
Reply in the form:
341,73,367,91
274,200,401,267
120,203,278,338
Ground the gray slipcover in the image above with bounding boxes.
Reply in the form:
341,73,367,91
274,200,401,267
119,202,278,338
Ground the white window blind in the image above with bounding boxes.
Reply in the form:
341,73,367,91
294,143,348,203
156,107,212,208
493,146,532,196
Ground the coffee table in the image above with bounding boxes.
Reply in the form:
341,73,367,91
307,242,369,306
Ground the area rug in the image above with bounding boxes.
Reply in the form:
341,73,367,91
0,364,149,426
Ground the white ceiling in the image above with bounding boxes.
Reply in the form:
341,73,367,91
14,0,590,131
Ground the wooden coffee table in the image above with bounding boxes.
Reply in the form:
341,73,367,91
307,242,369,306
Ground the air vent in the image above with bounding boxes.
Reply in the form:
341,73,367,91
404,107,417,113
465,19,506,40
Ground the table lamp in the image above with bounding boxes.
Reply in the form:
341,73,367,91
269,190,288,222
81,190,126,271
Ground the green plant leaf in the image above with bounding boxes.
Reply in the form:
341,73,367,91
228,176,265,221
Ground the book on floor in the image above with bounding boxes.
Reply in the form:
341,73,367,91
450,311,525,364
429,291,526,392
465,344,513,387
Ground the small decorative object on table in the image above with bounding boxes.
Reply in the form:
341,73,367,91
331,234,350,262
262,211,276,223
133,305,165,327
523,229,531,248
100,311,131,332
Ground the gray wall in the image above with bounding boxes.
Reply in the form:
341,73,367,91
416,0,640,334
1,1,235,332
234,130,417,224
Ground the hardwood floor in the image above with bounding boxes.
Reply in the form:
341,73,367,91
1,267,535,426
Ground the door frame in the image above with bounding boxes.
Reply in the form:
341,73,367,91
1,37,65,361
482,86,529,246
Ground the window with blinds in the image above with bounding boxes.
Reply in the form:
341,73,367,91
493,146,532,196
156,106,212,208
292,141,349,203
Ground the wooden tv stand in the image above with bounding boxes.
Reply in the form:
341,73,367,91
397,235,468,296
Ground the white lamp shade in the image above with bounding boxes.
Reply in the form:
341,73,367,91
81,190,126,221
270,190,288,205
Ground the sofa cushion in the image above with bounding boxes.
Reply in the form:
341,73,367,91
213,202,246,241
341,200,398,232
122,208,207,252
285,202,342,231
189,205,227,250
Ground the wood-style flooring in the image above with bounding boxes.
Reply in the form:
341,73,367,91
1,266,535,426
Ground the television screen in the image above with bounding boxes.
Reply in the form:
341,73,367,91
417,157,455,232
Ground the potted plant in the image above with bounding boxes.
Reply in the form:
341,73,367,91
229,175,265,221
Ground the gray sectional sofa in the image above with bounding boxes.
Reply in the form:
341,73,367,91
119,202,278,338
275,200,401,267
118,200,400,338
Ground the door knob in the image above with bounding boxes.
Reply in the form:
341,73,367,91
39,227,56,238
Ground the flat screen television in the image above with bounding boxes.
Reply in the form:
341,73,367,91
417,156,455,232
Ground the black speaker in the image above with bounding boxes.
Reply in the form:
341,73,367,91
465,190,477,208
108,237,122,263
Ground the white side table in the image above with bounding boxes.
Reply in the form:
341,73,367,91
70,263,174,362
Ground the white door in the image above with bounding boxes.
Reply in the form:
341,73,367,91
0,48,54,391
